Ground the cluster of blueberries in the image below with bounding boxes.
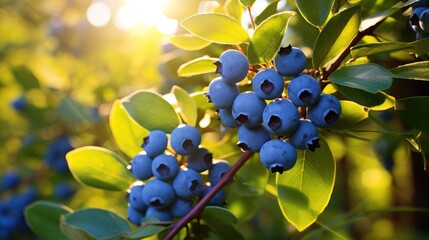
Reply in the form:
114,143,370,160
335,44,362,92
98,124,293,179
409,0,429,40
206,46,341,174
127,125,230,226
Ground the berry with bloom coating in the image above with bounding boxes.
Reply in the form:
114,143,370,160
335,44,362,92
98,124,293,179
274,45,307,78
151,154,179,181
287,74,321,107
289,120,320,152
260,139,297,174
262,98,300,136
127,205,145,226
308,94,342,127
218,108,240,128
130,152,153,181
206,77,239,109
201,185,226,206
170,198,193,218
237,125,271,152
252,69,285,100
172,168,203,200
215,49,249,84
419,9,429,32
208,160,231,186
142,179,175,209
232,91,266,128
128,184,147,211
141,130,168,158
145,206,173,221
170,124,201,155
186,147,213,172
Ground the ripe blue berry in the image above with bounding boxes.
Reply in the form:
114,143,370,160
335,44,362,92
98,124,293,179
170,124,201,155
287,74,321,107
128,184,148,211
252,69,285,100
237,125,271,152
145,206,173,221
215,49,249,84
218,108,240,128
201,185,226,206
409,7,427,32
206,77,239,109
186,147,213,172
419,9,429,32
172,168,203,200
43,136,74,172
53,182,76,200
0,171,20,190
308,94,342,127
412,0,429,8
274,45,307,78
10,96,27,111
152,154,179,181
208,160,231,186
260,139,297,174
142,179,175,209
232,91,266,128
170,198,193,218
263,98,300,136
141,130,168,158
130,152,153,181
127,205,145,226
289,120,320,152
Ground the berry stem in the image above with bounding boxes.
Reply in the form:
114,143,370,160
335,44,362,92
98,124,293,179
163,150,255,240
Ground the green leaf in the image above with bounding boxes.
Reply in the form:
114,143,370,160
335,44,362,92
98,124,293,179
276,139,335,232
225,0,244,22
360,1,405,32
169,34,211,51
234,153,269,196
206,222,244,240
122,217,165,239
247,11,296,64
390,61,429,81
66,146,134,191
296,0,334,27
11,65,40,90
58,96,101,124
122,90,181,133
191,91,215,110
238,0,255,7
329,63,393,93
312,5,361,68
25,201,73,240
61,208,131,240
109,100,148,158
181,13,249,44
333,100,368,128
201,206,239,225
177,56,218,77
395,96,429,132
172,86,198,126
255,0,280,25
335,84,386,107
351,38,429,59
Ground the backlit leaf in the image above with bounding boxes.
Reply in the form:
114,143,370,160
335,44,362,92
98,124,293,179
332,100,368,129
225,0,244,22
296,0,334,27
169,34,211,51
239,0,256,7
351,38,429,59
177,56,218,77
172,85,198,126
335,84,386,107
255,0,280,25
390,61,429,81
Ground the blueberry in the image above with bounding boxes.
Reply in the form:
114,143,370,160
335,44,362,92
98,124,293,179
274,45,307,78
169,198,193,218
289,120,320,152
10,96,27,111
127,205,145,226
142,179,175,209
53,182,77,200
262,98,300,136
412,0,429,8
287,74,321,107
218,108,240,128
151,154,179,181
409,7,427,32
128,184,148,211
208,160,231,186
237,125,271,152
232,91,267,128
141,130,168,158
252,69,285,100
214,49,249,84
172,168,203,200
0,170,20,190
205,77,239,109
186,147,213,172
308,94,342,127
145,206,173,222
200,185,226,206
130,152,153,181
260,139,297,174
419,9,429,32
43,136,74,172
170,124,201,155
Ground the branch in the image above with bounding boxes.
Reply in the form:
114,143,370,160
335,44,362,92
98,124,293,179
163,150,255,240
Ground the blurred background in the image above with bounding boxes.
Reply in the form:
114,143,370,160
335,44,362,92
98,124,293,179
0,0,428,239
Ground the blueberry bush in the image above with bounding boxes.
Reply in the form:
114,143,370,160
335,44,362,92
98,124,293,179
1,0,429,239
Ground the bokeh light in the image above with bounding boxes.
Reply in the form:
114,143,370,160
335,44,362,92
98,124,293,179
86,1,111,27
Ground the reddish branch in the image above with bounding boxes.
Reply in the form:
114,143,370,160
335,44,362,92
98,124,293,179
163,151,255,240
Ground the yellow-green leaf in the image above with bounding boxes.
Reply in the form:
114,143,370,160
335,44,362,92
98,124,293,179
169,34,211,51
177,56,218,77
172,86,198,126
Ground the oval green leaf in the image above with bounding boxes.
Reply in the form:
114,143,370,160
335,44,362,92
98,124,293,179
329,63,393,93
172,85,198,126
66,146,134,191
395,96,429,132
169,34,211,51
61,208,131,240
276,139,335,232
390,61,429,81
181,13,249,44
225,0,244,22
202,206,239,225
122,90,181,133
191,91,215,110
110,100,148,158
332,100,368,129
25,201,73,240
255,0,280,25
312,5,361,68
335,84,387,107
351,42,413,59
177,56,218,77
296,0,334,27
247,11,296,64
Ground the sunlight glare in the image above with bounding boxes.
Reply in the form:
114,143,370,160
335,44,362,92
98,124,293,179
87,1,111,27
